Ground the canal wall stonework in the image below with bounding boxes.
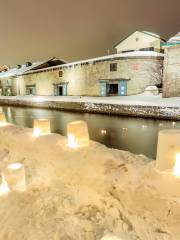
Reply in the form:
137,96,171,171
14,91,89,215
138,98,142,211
0,98,179,120
14,56,163,97
163,45,180,97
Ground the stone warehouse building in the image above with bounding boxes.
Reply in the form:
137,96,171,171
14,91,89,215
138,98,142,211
163,32,180,97
0,31,165,97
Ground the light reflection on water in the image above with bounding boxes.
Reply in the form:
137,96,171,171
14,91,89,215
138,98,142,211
2,106,180,159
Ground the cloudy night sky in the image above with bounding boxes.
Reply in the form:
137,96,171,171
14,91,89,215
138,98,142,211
0,0,179,66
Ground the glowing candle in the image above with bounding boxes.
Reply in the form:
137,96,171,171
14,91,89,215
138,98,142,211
2,163,26,192
67,120,89,148
33,119,51,137
0,112,7,126
173,153,180,177
0,181,10,196
156,130,180,171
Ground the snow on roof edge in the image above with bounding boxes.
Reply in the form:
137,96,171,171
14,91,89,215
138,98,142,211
23,51,164,76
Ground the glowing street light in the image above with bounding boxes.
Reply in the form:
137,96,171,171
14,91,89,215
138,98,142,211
33,119,51,137
67,120,90,149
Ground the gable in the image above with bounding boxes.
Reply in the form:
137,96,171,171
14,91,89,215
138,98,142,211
114,31,165,53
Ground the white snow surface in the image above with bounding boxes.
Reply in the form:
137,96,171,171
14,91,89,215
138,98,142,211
1,92,180,107
0,124,179,239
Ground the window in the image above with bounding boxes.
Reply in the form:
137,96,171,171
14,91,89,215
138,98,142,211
110,63,117,72
136,37,139,42
59,71,63,77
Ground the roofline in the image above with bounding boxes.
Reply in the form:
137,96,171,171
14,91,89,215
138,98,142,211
0,57,66,79
21,51,164,76
113,30,166,48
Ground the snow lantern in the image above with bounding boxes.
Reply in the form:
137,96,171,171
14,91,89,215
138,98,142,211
33,119,51,137
67,120,89,148
0,112,7,126
156,130,180,171
2,163,26,192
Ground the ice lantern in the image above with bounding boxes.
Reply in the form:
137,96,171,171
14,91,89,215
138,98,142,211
156,129,180,171
0,112,7,126
67,120,89,148
2,163,26,192
33,119,51,137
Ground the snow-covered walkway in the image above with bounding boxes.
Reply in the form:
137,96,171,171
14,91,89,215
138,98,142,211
0,93,180,108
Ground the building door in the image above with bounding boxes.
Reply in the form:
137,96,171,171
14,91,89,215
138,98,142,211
54,83,67,96
108,84,118,95
58,86,63,96
118,80,127,96
26,86,36,95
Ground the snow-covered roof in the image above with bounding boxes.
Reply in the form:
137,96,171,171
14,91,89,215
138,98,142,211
24,51,164,75
114,31,166,48
142,31,161,39
0,57,65,79
168,32,180,44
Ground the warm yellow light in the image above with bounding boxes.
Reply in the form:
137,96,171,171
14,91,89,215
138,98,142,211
0,112,7,126
67,120,89,149
101,129,107,135
7,163,22,171
33,119,51,137
173,153,180,177
0,181,10,196
2,163,26,192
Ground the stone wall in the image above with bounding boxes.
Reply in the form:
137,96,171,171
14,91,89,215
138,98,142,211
15,56,163,96
0,98,179,120
163,45,180,97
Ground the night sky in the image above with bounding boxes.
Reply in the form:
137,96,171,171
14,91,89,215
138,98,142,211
0,0,180,66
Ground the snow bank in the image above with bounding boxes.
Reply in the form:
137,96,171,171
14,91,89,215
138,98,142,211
1,93,180,108
0,124,179,239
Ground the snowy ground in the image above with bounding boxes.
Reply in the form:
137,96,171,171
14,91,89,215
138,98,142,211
0,93,180,108
0,124,179,239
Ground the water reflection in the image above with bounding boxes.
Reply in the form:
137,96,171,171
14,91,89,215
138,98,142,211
2,106,180,159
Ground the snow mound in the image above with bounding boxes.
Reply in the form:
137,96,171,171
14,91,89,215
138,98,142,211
144,85,159,95
0,125,179,239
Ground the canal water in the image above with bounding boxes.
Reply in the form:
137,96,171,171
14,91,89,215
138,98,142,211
2,106,180,159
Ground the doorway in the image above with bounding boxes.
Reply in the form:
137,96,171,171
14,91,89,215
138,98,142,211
58,86,63,96
26,86,36,95
107,83,118,96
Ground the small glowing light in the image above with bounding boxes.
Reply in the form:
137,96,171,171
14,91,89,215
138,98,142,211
7,163,22,171
33,119,51,137
67,120,89,149
0,112,7,126
172,122,176,127
159,123,164,127
68,133,78,149
2,163,26,192
173,153,180,177
101,129,107,135
142,125,147,129
122,127,128,131
0,181,10,196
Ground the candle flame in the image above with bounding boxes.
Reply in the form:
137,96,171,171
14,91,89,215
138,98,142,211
173,153,180,177
33,127,41,137
7,163,23,171
68,134,78,149
0,175,10,196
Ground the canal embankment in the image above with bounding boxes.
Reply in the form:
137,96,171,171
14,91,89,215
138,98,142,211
0,94,179,120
